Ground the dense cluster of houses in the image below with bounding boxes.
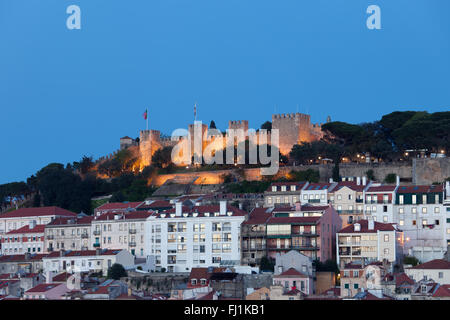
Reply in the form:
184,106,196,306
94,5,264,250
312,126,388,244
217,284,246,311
0,177,449,300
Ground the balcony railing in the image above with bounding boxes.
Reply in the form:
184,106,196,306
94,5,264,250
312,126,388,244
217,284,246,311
308,199,321,203
46,235,54,240
47,247,54,252
242,245,266,251
129,241,137,247
93,230,101,235
93,243,101,248
129,229,137,234
81,234,89,239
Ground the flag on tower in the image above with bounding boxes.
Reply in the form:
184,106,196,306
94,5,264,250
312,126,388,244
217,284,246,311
143,109,148,120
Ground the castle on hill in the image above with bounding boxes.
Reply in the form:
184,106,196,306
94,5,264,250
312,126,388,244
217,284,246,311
120,112,330,169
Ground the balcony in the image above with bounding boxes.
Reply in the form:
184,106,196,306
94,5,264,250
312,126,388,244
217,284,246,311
242,245,266,251
356,199,363,203
308,199,321,204
47,247,54,252
129,241,137,247
291,231,317,237
81,246,88,251
81,234,89,239
93,230,101,236
46,235,54,240
129,229,137,234
93,243,101,248
242,230,266,237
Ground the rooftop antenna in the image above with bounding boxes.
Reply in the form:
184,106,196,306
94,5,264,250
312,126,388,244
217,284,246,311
194,101,197,122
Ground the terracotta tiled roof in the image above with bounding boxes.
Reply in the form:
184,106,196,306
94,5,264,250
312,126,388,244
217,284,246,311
25,283,63,293
338,220,396,233
188,268,211,288
0,206,76,219
333,181,367,192
384,273,414,286
44,249,124,258
52,272,70,282
432,285,450,298
366,185,396,193
408,259,450,270
47,216,93,226
397,185,443,194
243,208,272,225
0,253,48,263
5,224,46,234
275,268,308,278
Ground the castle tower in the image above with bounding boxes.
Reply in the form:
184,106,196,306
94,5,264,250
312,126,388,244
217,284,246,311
272,113,313,155
228,120,249,135
139,129,161,168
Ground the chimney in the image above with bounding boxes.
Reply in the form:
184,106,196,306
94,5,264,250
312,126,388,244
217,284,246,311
368,219,374,230
46,271,53,284
29,220,36,230
220,200,227,215
175,202,182,217
356,177,361,186
362,176,367,186
295,202,301,211
396,175,400,186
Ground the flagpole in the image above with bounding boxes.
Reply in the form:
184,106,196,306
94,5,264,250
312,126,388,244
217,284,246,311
147,108,149,130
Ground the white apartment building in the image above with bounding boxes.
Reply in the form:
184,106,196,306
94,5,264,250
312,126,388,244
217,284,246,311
364,184,398,223
405,259,450,285
444,181,450,248
336,219,403,266
42,248,134,275
329,178,370,227
1,220,45,255
0,206,77,235
394,184,446,262
44,216,93,253
145,201,246,272
91,211,151,258
300,182,337,206
264,182,308,207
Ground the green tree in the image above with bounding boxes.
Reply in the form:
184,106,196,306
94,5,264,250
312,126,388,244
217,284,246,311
384,173,397,184
403,256,420,266
261,121,272,132
259,256,275,272
107,263,127,280
332,163,340,182
152,146,173,169
366,169,375,181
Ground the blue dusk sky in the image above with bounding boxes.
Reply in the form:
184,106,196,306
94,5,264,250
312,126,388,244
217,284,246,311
0,0,449,184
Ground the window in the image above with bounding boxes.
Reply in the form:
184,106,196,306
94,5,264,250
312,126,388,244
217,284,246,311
434,207,440,214
344,283,349,289
399,195,404,204
412,207,417,214
290,185,296,191
383,216,388,222
384,248,389,255
267,197,272,204
422,207,427,214
384,234,389,242
399,207,404,214
353,270,358,277
399,220,404,226
439,272,443,279
412,195,417,204
272,186,277,192
354,283,359,289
